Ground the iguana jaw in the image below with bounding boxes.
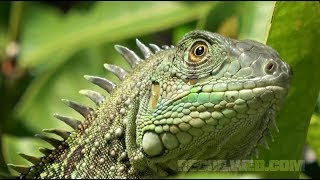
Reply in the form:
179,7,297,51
135,31,292,175
138,81,286,173
136,84,284,175
138,60,291,161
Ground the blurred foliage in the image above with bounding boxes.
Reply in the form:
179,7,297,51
0,1,319,178
308,114,320,165
257,2,320,178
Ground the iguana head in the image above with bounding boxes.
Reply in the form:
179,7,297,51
136,30,292,167
7,30,292,178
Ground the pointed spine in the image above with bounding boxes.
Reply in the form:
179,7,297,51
149,44,161,52
61,99,92,118
35,134,62,148
54,113,81,130
162,45,170,50
252,148,259,159
38,147,53,156
18,153,41,165
84,75,116,94
258,137,270,150
114,45,141,67
264,128,274,142
270,118,279,133
136,39,153,59
79,89,105,105
43,129,71,140
7,164,30,174
103,64,128,81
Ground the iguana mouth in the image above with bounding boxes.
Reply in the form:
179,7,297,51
165,83,287,110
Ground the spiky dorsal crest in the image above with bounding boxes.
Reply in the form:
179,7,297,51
8,39,174,177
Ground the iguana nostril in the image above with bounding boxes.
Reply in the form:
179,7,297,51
265,61,276,74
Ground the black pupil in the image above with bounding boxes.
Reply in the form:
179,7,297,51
195,46,205,56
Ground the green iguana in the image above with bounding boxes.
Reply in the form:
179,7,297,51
7,30,292,178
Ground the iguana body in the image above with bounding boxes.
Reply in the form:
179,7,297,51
9,30,292,178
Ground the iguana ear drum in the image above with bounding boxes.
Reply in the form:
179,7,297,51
142,132,164,157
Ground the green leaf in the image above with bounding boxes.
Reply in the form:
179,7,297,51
307,114,320,165
197,1,275,42
19,1,210,70
257,2,320,178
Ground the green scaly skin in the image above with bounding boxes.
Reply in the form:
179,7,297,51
10,30,292,178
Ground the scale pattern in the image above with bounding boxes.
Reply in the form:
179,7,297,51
8,30,292,178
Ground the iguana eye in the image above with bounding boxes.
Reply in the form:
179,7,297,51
189,41,208,62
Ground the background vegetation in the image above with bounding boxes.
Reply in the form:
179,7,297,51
0,1,319,178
